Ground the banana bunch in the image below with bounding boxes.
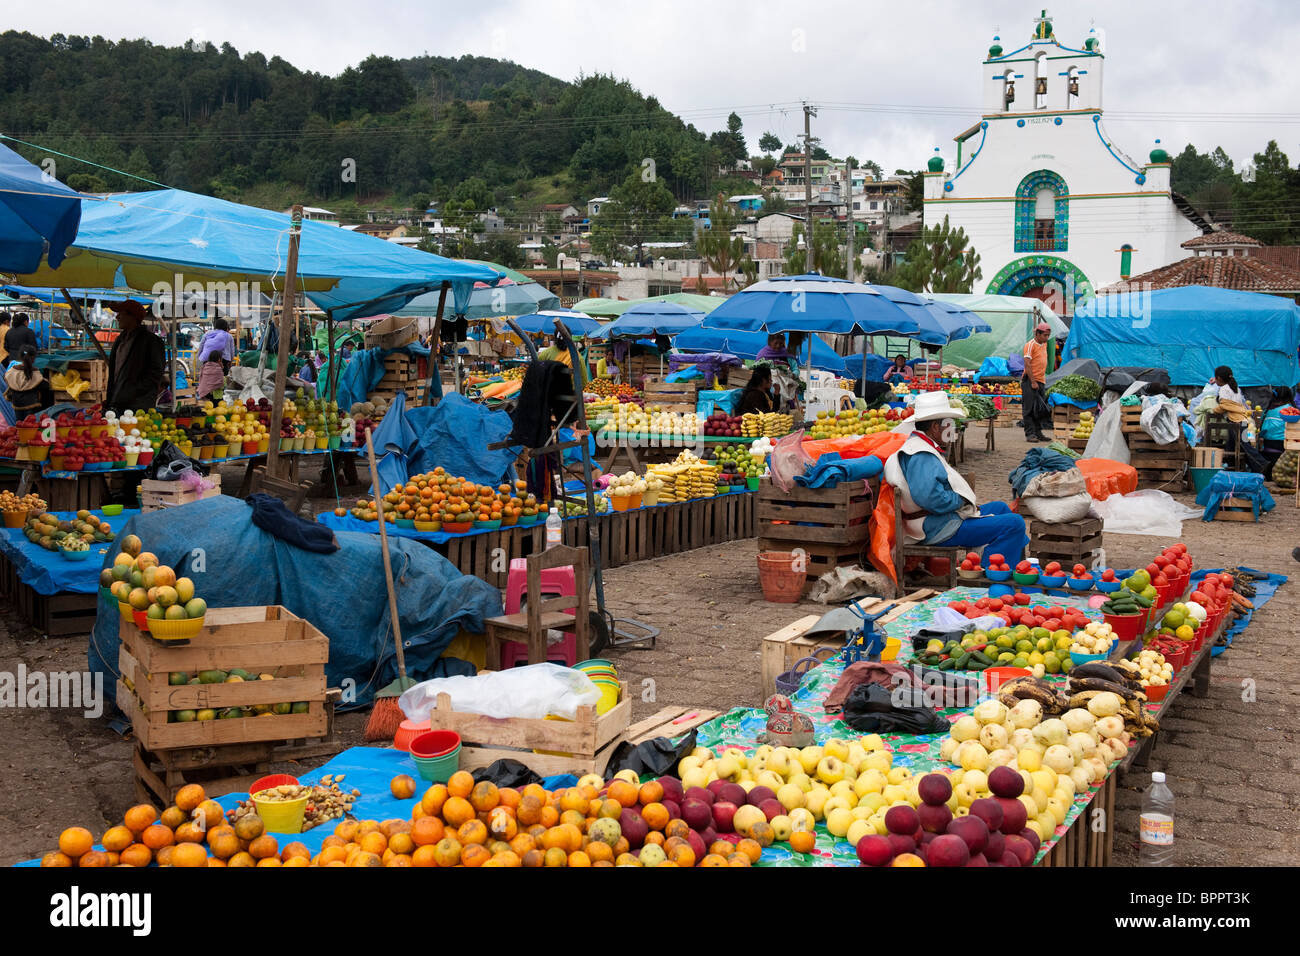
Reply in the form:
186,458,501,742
740,412,792,438
996,675,1069,715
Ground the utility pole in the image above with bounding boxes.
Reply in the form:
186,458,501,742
844,157,855,280
802,102,817,272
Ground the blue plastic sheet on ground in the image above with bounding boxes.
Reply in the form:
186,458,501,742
795,452,883,488
368,392,519,494
316,510,544,545
1195,471,1274,521
88,497,502,711
1191,567,1287,657
0,509,137,595
974,356,1010,382
14,746,579,864
1047,393,1099,409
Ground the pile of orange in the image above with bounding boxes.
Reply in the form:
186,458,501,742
351,467,540,527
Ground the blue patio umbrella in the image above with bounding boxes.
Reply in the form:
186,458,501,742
590,301,705,340
510,309,604,337
672,326,848,375
702,274,923,339
924,297,992,339
0,142,81,273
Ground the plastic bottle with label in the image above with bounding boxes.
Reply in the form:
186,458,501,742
1139,771,1174,865
544,506,563,549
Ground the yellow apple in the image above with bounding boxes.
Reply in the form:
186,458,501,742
578,773,606,789
825,807,853,838
860,750,892,774
789,772,814,793
882,784,909,805
716,754,741,780
1037,809,1058,836
962,769,988,794
612,769,639,784
858,792,887,813
770,814,793,841
798,746,824,775
1018,794,1039,820
804,788,831,820
788,808,816,832
1047,797,1069,827
721,747,749,770
691,747,714,761
732,805,766,838
739,779,756,793
828,780,855,799
1024,818,1046,842
846,818,874,847
1031,768,1058,796
754,744,774,762
678,755,702,774
858,733,885,752
823,738,850,761
816,756,846,785
766,749,793,778
850,806,874,821
886,766,912,785
681,767,709,791
777,784,805,811
853,769,886,797
846,744,867,766
954,781,980,807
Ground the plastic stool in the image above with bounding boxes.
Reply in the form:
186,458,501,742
502,558,579,667
504,558,577,614
500,632,578,668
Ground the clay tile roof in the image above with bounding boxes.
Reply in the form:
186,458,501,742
1098,254,1300,294
1180,231,1263,249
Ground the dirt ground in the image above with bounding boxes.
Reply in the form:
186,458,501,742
1,432,1295,866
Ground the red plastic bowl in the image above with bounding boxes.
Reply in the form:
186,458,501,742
250,773,300,795
393,718,432,752
409,730,461,759
984,666,1032,693
1142,683,1170,702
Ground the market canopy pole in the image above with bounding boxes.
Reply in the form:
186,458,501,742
426,281,449,407
59,289,108,363
266,205,303,477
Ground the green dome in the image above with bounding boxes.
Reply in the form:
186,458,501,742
1149,141,1170,164
1084,36,1099,51
988,35,1003,57
927,149,945,173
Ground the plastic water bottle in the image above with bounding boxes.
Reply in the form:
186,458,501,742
1139,771,1175,865
545,506,563,549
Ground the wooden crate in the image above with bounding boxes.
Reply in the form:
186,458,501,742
621,706,723,746
53,359,108,405
1120,406,1144,434
1190,447,1224,469
1029,517,1103,566
1211,496,1261,522
363,315,418,350
426,681,631,776
642,380,697,412
1051,405,1082,440
756,478,874,546
761,615,846,699
115,605,329,751
37,473,108,512
0,553,99,636
140,473,222,513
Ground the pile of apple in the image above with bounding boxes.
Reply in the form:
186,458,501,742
702,411,746,438
855,769,1042,867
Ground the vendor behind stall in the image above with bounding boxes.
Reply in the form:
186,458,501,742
736,364,775,415
195,317,236,400
882,354,915,384
4,345,53,416
883,392,1028,568
105,300,165,414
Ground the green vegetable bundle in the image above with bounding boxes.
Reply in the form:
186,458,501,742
1046,374,1102,401
958,395,996,421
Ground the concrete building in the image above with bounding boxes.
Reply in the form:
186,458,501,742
922,12,1210,314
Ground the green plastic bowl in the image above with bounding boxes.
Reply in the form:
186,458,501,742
101,504,123,516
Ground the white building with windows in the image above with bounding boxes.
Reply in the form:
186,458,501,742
922,11,1209,315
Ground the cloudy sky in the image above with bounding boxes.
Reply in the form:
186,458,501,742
10,1,1299,174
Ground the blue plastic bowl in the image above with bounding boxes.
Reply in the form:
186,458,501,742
1038,574,1067,588
1069,651,1109,666
1281,413,1300,423
1066,577,1094,591
60,548,92,561
1094,579,1122,593
985,568,1012,582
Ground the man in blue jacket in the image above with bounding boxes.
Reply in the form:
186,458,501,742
883,392,1028,567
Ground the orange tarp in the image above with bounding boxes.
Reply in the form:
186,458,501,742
1074,457,1139,501
801,431,906,464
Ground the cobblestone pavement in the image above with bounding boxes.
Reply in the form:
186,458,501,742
0,433,1294,866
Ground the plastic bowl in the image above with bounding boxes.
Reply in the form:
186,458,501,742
101,504,123,516
1069,650,1110,666
395,518,416,529
146,615,206,642
985,568,1012,582
412,745,461,783
984,666,1032,693
1094,579,1122,593
474,518,502,530
576,659,615,670
413,520,442,533
132,609,151,632
443,521,473,534
393,718,431,753
253,792,309,834
1142,683,1170,702
118,601,134,623
1281,413,1300,423
1037,574,1067,588
957,568,983,580
409,730,462,759
1012,571,1039,586
59,548,92,561
250,773,300,795
1066,577,1094,591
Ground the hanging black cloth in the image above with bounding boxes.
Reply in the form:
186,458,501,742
507,360,574,449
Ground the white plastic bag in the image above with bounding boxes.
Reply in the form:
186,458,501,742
1023,468,1087,498
397,663,600,722
1090,489,1201,537
1020,491,1093,523
1083,382,1145,463
1139,400,1181,445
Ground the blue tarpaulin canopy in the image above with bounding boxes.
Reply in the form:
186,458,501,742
511,309,603,336
589,301,704,340
12,189,499,321
672,326,848,374
393,259,559,320
2,283,155,306
701,274,922,338
1066,285,1300,387
0,141,81,273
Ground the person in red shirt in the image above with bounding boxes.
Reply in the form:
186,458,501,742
1021,322,1052,442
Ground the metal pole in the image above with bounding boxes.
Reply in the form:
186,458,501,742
803,102,814,272
267,205,304,477
844,157,855,280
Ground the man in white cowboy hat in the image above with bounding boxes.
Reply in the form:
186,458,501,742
883,391,1028,567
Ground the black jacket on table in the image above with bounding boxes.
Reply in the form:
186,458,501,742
106,327,166,414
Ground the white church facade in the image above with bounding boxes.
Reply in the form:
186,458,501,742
922,11,1210,315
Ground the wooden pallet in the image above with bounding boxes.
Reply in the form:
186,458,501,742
1190,447,1224,469
1120,406,1144,434
1212,496,1261,522
756,478,874,546
1066,437,1089,452
1029,517,1103,565
760,615,847,699
52,359,108,405
140,473,222,512
426,682,631,777
622,706,723,746
116,605,329,751
131,692,341,807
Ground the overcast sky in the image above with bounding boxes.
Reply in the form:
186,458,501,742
10,1,1300,176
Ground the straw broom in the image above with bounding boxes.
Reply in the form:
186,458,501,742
362,427,414,741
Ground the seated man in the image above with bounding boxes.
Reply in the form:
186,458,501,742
882,392,1028,568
